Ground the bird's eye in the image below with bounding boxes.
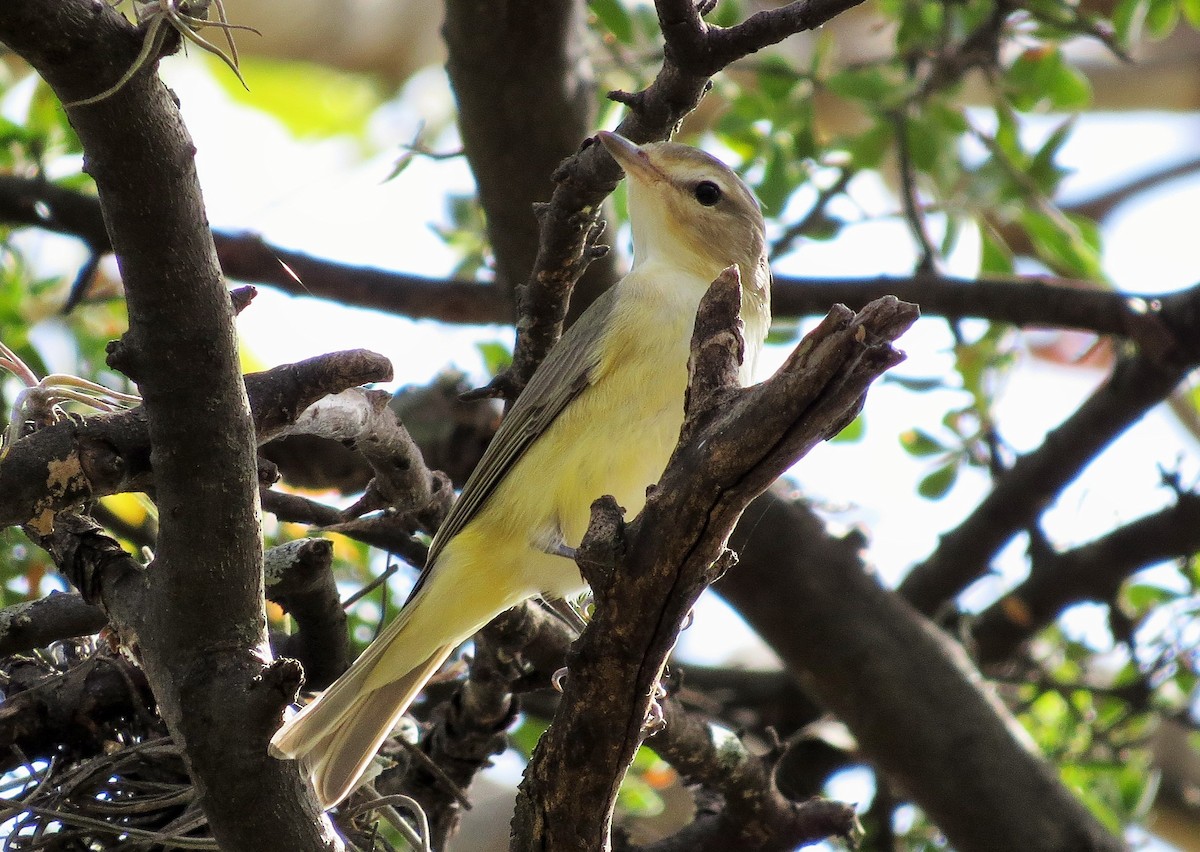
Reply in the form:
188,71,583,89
693,180,722,206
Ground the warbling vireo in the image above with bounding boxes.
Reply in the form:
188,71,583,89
270,132,772,808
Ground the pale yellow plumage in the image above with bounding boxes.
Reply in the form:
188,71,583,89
269,132,771,808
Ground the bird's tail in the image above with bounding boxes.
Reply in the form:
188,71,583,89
270,535,527,808
269,604,455,808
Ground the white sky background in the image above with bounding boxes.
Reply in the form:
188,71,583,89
10,51,1200,849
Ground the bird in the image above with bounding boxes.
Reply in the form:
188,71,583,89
269,131,772,809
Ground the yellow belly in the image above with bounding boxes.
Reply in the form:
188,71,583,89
440,262,723,602
367,260,767,688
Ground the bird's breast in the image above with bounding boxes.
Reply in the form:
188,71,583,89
452,263,764,601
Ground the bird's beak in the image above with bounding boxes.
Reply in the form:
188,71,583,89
597,131,667,186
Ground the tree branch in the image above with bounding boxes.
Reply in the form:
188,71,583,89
719,490,1125,851
899,341,1196,615
0,1,341,844
215,232,509,324
511,270,915,849
972,490,1200,665
264,539,348,692
630,697,858,851
443,0,619,314
0,592,106,656
3,172,1191,341
0,350,392,531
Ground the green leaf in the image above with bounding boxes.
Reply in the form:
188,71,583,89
508,716,550,757
993,101,1022,160
755,142,794,213
1144,0,1180,37
839,122,893,171
1183,0,1200,27
900,428,947,457
918,460,960,499
590,0,635,44
895,0,945,52
829,413,865,443
476,341,513,377
1122,582,1177,614
885,374,945,392
709,0,744,27
1005,47,1091,112
211,56,383,141
381,151,415,183
826,66,905,106
904,117,942,174
616,774,665,818
1019,209,1104,279
979,228,1014,275
1027,118,1076,194
757,55,798,102
765,318,802,345
1111,0,1149,46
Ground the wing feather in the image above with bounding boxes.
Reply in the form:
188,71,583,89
411,286,619,595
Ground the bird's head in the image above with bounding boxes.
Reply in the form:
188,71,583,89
597,131,768,293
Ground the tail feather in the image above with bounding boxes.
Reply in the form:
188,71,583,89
271,644,455,809
270,540,524,809
308,645,454,808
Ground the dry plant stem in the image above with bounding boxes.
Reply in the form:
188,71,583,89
0,1,340,847
260,489,431,566
0,350,391,531
510,271,916,850
720,490,1125,852
0,647,161,774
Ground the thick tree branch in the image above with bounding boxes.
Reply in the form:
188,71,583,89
971,491,1200,665
774,275,1180,344
444,0,619,315
0,592,106,656
0,1,342,846
720,490,1125,852
216,233,509,324
0,350,392,530
4,173,1191,341
264,539,348,692
511,271,915,849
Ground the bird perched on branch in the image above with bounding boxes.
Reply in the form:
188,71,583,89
270,131,772,808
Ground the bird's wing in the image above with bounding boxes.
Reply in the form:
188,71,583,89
411,285,620,594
